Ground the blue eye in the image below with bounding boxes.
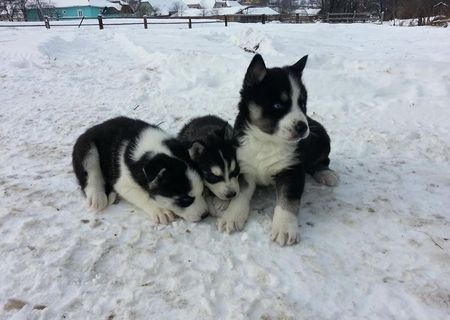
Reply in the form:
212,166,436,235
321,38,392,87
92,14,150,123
273,103,283,110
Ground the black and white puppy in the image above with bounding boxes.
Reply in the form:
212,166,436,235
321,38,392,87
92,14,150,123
72,117,208,224
217,54,338,246
178,115,240,216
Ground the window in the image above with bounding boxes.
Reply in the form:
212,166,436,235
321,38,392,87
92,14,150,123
63,10,66,14
77,9,83,17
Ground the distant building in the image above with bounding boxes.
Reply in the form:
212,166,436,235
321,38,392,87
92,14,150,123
26,0,124,21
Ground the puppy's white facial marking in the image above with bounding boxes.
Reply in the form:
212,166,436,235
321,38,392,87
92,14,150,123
230,160,236,172
249,102,262,122
211,166,222,177
276,76,309,141
206,151,240,200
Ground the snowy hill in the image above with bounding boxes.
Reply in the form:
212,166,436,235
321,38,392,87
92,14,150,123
0,22,449,319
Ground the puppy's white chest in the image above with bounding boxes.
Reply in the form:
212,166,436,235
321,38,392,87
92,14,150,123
237,130,297,186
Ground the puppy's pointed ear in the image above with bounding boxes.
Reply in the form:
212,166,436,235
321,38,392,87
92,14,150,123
291,55,308,76
143,159,167,184
244,54,267,87
188,141,205,159
223,124,234,141
214,123,234,141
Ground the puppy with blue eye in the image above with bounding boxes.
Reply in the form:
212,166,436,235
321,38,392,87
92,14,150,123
178,115,240,216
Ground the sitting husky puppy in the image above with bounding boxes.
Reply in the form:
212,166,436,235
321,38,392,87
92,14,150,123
72,117,208,224
178,115,240,216
217,54,338,246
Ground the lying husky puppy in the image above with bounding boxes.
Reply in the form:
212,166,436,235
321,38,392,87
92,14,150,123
178,115,240,216
72,117,208,224
217,54,338,246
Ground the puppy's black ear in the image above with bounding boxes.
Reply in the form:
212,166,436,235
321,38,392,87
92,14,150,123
188,141,205,159
223,124,234,141
143,155,168,183
214,123,234,141
291,55,308,75
244,54,267,87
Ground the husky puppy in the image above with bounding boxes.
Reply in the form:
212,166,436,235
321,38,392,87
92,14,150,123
72,117,208,224
217,54,338,246
178,115,240,216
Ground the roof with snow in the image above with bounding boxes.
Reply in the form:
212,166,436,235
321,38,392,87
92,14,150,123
37,0,121,9
295,8,321,16
239,6,279,15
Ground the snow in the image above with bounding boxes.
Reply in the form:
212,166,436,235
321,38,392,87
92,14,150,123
1,22,450,319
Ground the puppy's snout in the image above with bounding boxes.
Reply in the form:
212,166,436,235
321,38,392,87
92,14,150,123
201,212,209,220
225,191,237,199
294,121,308,135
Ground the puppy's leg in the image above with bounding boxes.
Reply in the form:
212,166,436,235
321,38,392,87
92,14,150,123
117,186,175,225
82,145,108,211
217,175,255,233
271,166,304,246
305,117,339,187
205,191,230,217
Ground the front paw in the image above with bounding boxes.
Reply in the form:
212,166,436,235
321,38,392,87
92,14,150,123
208,197,230,217
271,206,300,246
217,206,248,233
313,169,339,187
150,208,175,225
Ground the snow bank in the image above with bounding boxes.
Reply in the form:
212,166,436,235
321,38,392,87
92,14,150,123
0,23,450,319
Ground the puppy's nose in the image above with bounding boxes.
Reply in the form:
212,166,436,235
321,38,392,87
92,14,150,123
294,121,308,135
201,212,209,220
226,191,237,199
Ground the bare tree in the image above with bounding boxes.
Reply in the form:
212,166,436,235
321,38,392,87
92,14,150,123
0,0,27,21
171,1,186,16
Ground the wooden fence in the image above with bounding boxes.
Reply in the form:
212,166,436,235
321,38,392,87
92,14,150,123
0,12,385,30
326,12,384,24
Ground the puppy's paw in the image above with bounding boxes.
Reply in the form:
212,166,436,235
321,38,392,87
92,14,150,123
313,169,339,187
209,197,230,217
150,208,176,225
271,206,299,246
217,206,248,233
86,188,108,211
107,192,119,205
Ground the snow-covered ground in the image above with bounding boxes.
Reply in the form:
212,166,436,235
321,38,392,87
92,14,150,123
1,23,450,319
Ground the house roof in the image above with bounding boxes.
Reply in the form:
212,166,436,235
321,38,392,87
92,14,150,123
433,2,449,8
295,8,321,16
238,6,279,15
27,0,121,9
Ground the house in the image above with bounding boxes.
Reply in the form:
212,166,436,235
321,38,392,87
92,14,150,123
185,1,202,9
213,1,241,8
26,0,122,21
433,2,449,17
138,0,182,16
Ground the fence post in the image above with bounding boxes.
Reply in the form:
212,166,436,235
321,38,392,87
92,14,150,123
225,15,228,27
188,18,192,29
353,10,356,23
44,16,50,29
296,13,299,23
327,12,330,23
381,11,384,24
262,14,266,24
143,15,148,29
98,15,103,30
